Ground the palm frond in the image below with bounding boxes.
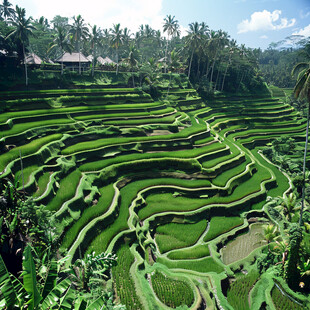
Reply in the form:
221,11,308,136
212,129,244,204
291,62,309,76
293,73,308,99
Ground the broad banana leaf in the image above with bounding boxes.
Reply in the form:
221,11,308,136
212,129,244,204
293,72,307,99
56,286,75,310
41,259,58,298
74,296,87,310
0,254,18,308
40,277,72,309
10,274,28,306
22,245,42,309
87,295,107,310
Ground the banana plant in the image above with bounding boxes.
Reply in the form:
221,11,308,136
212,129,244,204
0,246,119,309
0,245,74,309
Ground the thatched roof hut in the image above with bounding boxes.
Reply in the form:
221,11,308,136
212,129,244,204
55,52,91,70
25,53,42,65
97,56,116,65
55,52,90,63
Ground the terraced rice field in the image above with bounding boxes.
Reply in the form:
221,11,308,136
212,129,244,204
0,75,307,309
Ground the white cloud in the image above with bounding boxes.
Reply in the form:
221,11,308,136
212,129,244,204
260,35,268,39
179,25,188,38
237,10,296,34
12,0,165,33
292,24,310,38
300,9,310,19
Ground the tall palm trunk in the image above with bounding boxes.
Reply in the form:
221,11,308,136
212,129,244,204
116,48,119,75
209,50,218,91
61,48,64,75
78,43,81,75
300,101,310,226
237,70,245,92
196,57,201,79
164,36,169,74
92,43,95,77
131,68,135,88
22,43,28,86
221,58,231,91
188,47,194,79
214,66,221,91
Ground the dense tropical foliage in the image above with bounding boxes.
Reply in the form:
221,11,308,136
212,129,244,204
0,3,273,95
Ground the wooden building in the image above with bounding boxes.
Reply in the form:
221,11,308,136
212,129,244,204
55,52,90,71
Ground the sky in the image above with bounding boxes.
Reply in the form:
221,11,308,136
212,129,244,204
10,0,310,50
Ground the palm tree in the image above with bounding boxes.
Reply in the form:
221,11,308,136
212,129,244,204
37,16,49,32
101,28,111,56
292,53,310,227
89,25,102,77
154,30,162,46
208,30,229,91
124,45,139,87
0,0,15,21
0,246,120,309
275,192,300,222
221,40,237,91
110,23,123,75
237,44,249,91
144,24,155,38
70,251,116,293
70,15,89,74
122,27,132,52
186,22,207,79
6,6,36,86
48,26,73,75
272,240,289,266
260,224,280,252
169,49,181,72
163,15,179,73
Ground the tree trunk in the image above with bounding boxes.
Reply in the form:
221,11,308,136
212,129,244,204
92,44,95,77
22,43,28,86
61,48,64,75
78,41,81,75
286,225,302,290
188,48,194,79
209,50,218,91
299,101,310,226
196,57,201,79
214,66,220,91
116,48,119,75
238,71,245,92
132,68,135,88
202,60,207,77
166,72,172,99
19,150,25,199
221,61,230,92
205,61,210,78
164,35,170,74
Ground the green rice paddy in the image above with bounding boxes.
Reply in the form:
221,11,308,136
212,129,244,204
1,80,307,309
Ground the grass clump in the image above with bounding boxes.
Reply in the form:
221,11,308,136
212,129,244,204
167,244,210,260
271,285,304,310
0,134,62,172
61,184,115,249
155,220,207,253
151,271,194,308
158,256,224,273
227,270,260,310
203,216,244,242
46,170,82,212
33,172,51,198
112,244,143,310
